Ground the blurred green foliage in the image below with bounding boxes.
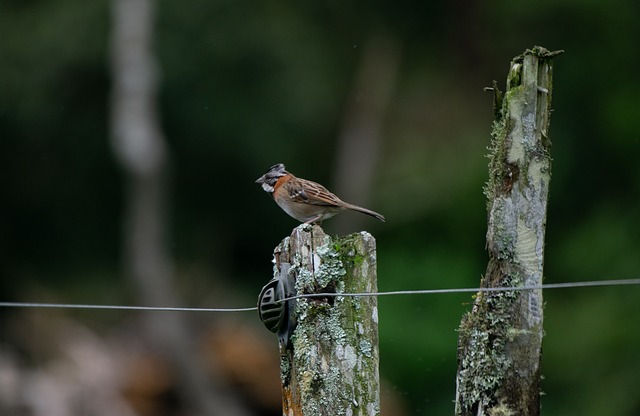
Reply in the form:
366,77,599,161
1,0,639,414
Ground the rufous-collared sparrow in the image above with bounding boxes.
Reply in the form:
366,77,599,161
255,163,385,224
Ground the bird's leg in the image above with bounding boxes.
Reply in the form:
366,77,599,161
304,215,324,225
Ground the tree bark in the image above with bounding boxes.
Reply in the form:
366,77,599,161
455,46,562,416
274,224,380,416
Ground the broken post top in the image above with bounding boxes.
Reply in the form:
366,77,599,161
512,46,564,63
274,224,378,296
485,46,562,205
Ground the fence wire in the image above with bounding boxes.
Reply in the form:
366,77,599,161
1,278,639,313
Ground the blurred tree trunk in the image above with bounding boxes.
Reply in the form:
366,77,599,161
455,46,561,416
109,1,252,415
331,35,399,234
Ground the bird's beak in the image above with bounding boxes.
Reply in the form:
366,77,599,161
255,176,265,184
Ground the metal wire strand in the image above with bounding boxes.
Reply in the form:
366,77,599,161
280,278,640,303
0,302,258,313
1,278,639,313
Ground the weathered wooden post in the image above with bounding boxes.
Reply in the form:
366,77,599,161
455,46,562,416
263,224,380,416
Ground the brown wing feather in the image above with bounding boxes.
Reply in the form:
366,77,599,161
287,179,343,207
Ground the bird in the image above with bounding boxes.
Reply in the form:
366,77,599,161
255,163,385,224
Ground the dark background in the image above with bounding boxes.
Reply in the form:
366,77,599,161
1,0,639,415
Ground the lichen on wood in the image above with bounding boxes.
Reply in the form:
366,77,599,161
275,224,380,416
455,46,562,416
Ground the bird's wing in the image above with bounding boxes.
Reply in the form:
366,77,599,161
287,180,342,207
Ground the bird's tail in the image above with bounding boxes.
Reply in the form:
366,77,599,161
344,204,385,222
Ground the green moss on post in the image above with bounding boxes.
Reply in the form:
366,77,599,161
275,224,380,416
455,46,562,416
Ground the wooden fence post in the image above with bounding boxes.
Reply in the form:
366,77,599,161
272,224,380,416
455,46,562,416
